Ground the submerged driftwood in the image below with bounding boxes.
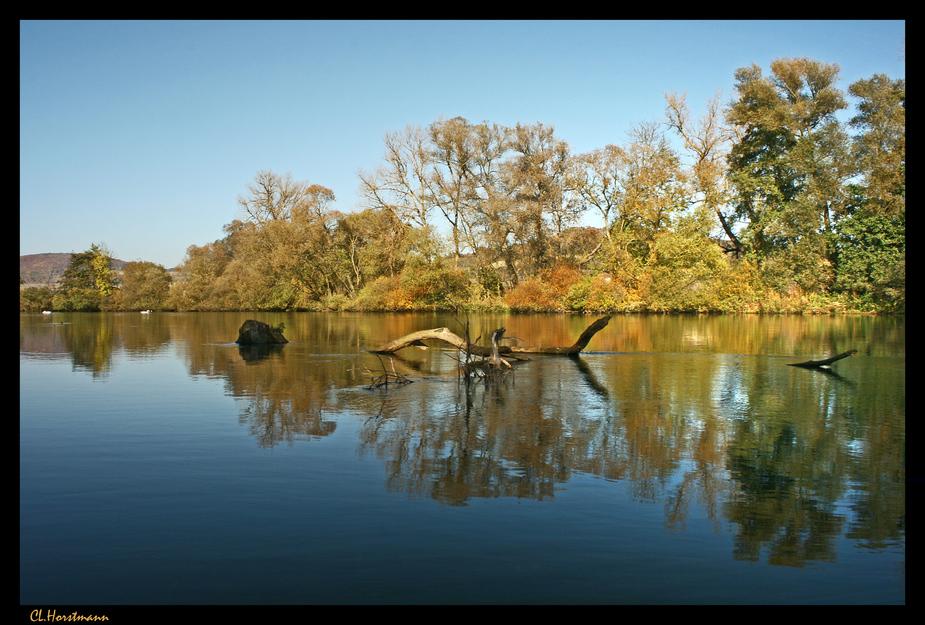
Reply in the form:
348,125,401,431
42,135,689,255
364,353,414,388
370,316,612,357
788,349,857,368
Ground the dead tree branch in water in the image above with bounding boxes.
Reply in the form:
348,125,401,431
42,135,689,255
788,349,858,368
464,327,514,382
370,316,612,358
364,353,413,389
443,318,515,383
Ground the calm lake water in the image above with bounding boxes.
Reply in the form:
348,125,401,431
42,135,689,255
20,312,905,604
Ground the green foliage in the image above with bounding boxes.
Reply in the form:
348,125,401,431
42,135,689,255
262,280,303,311
833,204,905,311
646,230,728,311
350,260,471,312
20,286,55,312
726,58,850,293
719,61,903,313
353,275,404,311
398,258,470,309
563,274,628,312
849,74,905,216
319,293,351,311
714,259,763,313
52,244,117,311
53,286,102,312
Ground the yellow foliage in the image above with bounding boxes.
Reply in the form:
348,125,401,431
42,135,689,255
564,274,629,312
716,258,762,312
355,275,405,311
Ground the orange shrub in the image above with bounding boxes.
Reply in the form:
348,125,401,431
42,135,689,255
541,266,582,300
505,266,584,312
504,276,558,312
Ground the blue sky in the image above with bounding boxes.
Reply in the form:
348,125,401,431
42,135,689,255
20,20,904,269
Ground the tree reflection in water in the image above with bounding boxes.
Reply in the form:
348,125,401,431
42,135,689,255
338,348,902,569
19,311,904,571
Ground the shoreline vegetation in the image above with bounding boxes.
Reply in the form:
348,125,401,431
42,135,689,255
19,271,901,316
21,58,904,317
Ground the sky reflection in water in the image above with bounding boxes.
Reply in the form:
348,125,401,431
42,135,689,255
20,312,904,604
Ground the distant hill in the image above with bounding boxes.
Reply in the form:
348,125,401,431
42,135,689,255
20,253,130,287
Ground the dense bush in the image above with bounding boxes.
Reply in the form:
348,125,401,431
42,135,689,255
120,261,172,311
563,274,627,312
646,231,729,312
505,276,559,312
20,286,55,312
398,259,470,309
353,275,405,311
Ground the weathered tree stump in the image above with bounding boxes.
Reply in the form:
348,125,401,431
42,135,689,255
489,327,512,369
235,319,288,345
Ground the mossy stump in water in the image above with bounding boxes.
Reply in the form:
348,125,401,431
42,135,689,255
235,319,288,345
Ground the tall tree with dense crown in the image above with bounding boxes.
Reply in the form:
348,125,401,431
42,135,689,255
831,73,905,309
52,243,117,311
726,57,849,291
429,116,478,266
504,122,573,275
848,74,905,216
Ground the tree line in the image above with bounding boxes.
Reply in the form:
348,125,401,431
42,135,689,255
21,57,904,314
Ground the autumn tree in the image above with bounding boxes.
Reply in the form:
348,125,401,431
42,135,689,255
567,144,627,242
119,261,172,311
139,81,903,314
429,116,478,266
357,125,436,234
359,119,581,289
228,171,338,309
665,89,744,256
236,169,327,225
456,121,517,284
618,121,690,260
331,208,411,297
164,241,229,310
366,119,515,286
504,122,574,275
